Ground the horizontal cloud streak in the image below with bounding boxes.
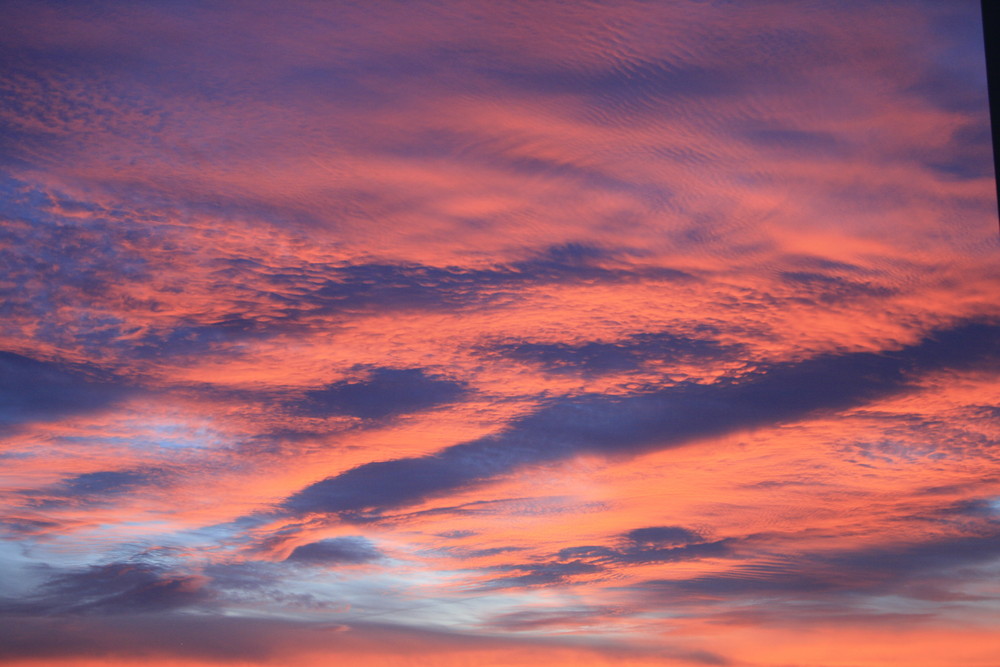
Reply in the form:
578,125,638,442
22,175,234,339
298,368,466,420
285,536,382,565
0,351,129,432
287,321,1000,516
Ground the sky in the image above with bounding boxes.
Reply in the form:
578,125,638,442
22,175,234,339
1,1,998,666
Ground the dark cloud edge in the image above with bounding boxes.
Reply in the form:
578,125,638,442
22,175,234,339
278,319,1000,520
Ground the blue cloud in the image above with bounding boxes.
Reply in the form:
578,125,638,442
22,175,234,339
2,561,209,616
491,330,741,375
625,526,702,546
285,537,382,565
298,368,466,420
0,351,130,432
284,321,1000,517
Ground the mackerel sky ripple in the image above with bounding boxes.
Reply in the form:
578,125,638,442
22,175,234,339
1,2,999,666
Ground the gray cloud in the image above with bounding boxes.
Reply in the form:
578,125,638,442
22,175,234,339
0,351,130,433
297,368,466,420
285,537,382,565
2,561,209,616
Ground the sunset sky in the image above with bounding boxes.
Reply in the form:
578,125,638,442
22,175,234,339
2,1,999,666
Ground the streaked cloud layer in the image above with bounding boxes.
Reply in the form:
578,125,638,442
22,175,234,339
1,1,998,665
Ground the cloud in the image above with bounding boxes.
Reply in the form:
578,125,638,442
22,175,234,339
485,560,604,589
484,605,621,631
301,258,692,316
607,540,733,566
130,317,274,359
827,531,1000,583
285,321,1000,517
905,65,988,114
490,330,742,375
0,351,129,432
738,125,849,158
919,120,994,181
56,469,163,497
488,57,786,111
0,517,64,536
555,545,620,560
0,612,728,665
778,271,893,304
557,525,705,562
71,249,695,363
18,468,168,509
0,0,995,662
938,497,1000,519
485,525,729,590
298,367,466,420
0,614,283,663
552,526,730,570
285,536,382,565
4,561,210,616
624,526,702,546
634,528,1000,613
